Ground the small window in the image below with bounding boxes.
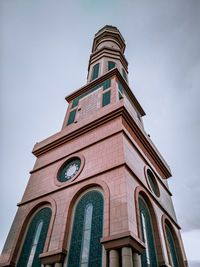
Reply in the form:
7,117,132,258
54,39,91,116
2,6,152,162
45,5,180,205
145,167,160,197
92,63,99,80
80,204,93,266
122,69,127,81
102,91,111,107
108,61,116,71
67,110,77,125
103,78,111,91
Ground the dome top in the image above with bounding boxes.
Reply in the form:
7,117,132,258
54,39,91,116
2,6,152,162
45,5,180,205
92,25,126,53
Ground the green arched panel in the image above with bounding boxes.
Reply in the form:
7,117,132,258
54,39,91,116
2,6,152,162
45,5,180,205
139,198,157,267
165,225,179,267
17,207,52,267
67,190,104,267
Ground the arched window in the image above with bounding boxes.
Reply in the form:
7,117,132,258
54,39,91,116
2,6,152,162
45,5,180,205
67,190,104,267
165,225,179,267
139,198,157,267
17,207,52,267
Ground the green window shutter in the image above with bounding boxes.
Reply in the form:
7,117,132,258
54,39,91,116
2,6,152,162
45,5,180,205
165,226,179,267
119,92,123,100
118,81,141,121
108,61,116,71
67,110,76,125
67,191,104,267
102,91,111,107
71,78,111,109
118,81,124,93
17,208,52,267
137,111,141,121
122,69,127,81
92,63,99,80
71,98,79,109
103,78,111,90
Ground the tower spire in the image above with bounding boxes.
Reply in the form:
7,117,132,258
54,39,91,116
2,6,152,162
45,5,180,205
87,25,128,84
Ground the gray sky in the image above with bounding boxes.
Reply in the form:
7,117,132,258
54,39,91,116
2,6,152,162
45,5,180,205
1,0,200,266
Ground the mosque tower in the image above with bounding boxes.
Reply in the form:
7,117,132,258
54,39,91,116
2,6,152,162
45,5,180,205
0,25,187,267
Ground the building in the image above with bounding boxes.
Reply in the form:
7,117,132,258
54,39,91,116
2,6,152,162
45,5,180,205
0,25,187,267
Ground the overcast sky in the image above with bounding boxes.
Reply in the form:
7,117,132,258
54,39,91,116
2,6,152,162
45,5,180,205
1,0,200,266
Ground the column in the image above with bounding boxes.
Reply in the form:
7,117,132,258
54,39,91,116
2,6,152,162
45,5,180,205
122,247,133,267
133,252,141,267
110,249,120,267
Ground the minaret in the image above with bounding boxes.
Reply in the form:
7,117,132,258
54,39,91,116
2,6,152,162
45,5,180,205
87,25,128,84
0,25,187,267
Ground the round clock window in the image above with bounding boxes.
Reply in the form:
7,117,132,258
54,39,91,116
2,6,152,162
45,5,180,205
59,158,81,182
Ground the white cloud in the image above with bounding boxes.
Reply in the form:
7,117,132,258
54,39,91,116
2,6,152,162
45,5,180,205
182,229,200,262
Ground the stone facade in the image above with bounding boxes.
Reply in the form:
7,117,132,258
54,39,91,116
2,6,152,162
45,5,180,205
0,25,187,267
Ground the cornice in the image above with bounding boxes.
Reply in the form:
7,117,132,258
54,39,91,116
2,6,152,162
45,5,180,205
65,67,145,116
32,105,124,157
32,103,171,179
88,47,128,72
89,46,128,67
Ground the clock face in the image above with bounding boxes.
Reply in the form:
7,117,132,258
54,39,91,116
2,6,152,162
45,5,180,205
59,158,81,182
65,163,79,179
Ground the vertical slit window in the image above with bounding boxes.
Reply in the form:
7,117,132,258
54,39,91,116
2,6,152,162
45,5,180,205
92,63,99,80
141,213,150,265
139,198,157,267
80,204,93,266
165,225,179,267
102,91,111,107
67,109,76,125
108,61,115,71
26,221,43,267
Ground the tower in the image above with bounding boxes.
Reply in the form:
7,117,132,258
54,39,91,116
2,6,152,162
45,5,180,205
0,25,187,267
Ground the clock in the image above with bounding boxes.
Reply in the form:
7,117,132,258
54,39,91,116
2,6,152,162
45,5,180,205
59,158,81,182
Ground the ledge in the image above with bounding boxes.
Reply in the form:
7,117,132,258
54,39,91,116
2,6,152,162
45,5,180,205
32,101,171,179
101,231,145,254
39,248,67,265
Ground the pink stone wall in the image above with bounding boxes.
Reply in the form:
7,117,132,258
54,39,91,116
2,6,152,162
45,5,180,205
0,73,185,266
